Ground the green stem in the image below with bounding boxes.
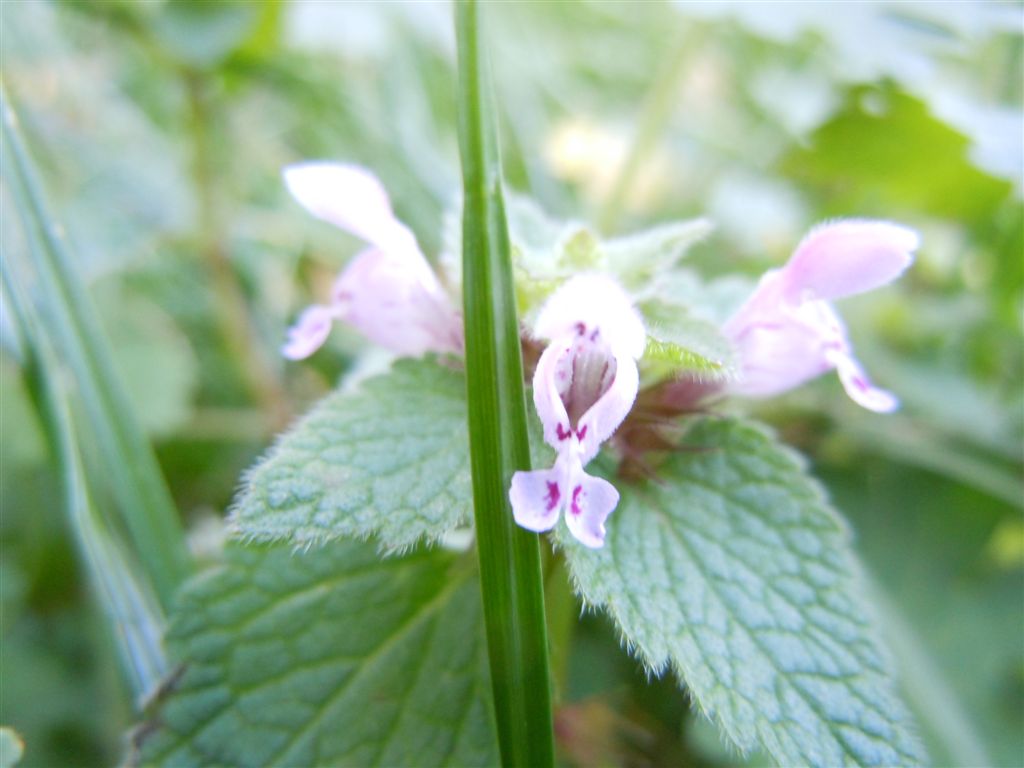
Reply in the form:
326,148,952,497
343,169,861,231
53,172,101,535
0,85,192,609
543,549,576,704
597,34,691,233
455,3,555,767
183,71,291,430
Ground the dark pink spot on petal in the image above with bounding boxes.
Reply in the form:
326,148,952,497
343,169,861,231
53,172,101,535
575,322,586,336
570,485,583,516
556,423,572,441
589,328,599,342
545,481,561,512
575,424,588,441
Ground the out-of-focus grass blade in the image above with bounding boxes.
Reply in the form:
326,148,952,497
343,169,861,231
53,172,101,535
1,259,168,704
455,3,555,766
0,83,192,609
597,31,691,233
869,580,990,767
845,418,1023,509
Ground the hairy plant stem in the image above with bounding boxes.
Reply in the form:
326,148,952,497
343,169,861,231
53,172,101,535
455,2,556,765
183,71,289,429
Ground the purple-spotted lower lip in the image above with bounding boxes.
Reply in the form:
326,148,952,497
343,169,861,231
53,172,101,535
544,481,560,512
555,423,588,442
569,485,583,516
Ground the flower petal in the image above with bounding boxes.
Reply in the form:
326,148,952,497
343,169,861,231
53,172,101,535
510,465,566,533
532,338,573,450
281,304,336,360
728,297,899,411
782,219,918,303
534,274,646,358
333,248,462,357
576,348,638,463
563,471,619,549
726,301,833,398
283,162,418,254
828,348,900,413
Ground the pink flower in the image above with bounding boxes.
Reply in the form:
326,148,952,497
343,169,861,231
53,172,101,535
723,220,918,412
510,275,645,548
281,162,463,359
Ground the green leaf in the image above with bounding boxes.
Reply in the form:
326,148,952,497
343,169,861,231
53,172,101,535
645,268,754,327
444,193,712,329
783,86,1013,226
0,728,24,768
486,215,745,384
132,541,498,768
505,193,569,258
511,217,712,320
640,299,737,382
230,359,472,551
556,418,926,767
603,218,713,287
149,0,261,68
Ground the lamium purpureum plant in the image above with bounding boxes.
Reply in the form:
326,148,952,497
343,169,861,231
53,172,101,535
128,11,926,765
131,150,928,766
277,171,916,554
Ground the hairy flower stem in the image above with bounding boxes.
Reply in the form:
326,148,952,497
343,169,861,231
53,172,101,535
184,71,289,429
455,2,556,766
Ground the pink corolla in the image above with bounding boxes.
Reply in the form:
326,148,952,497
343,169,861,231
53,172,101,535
281,162,462,359
510,275,645,548
723,219,918,412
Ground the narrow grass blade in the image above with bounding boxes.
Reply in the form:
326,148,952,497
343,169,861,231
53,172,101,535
0,84,192,608
2,259,168,704
455,2,555,766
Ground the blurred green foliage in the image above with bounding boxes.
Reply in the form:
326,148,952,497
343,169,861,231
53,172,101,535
1,1,1021,766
